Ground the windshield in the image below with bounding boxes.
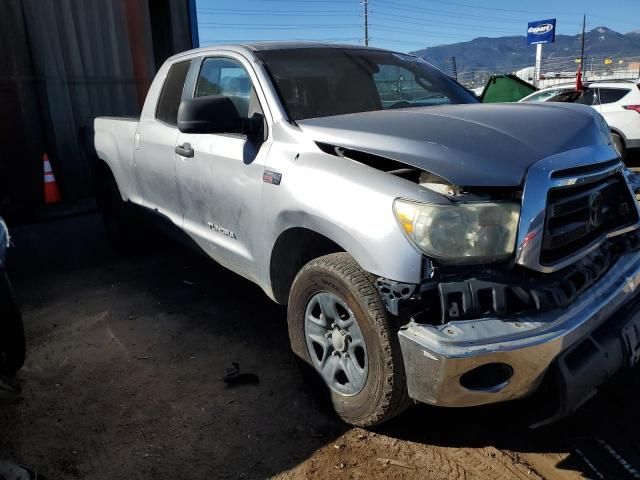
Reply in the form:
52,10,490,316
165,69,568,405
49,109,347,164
256,48,478,120
547,88,597,105
523,88,572,102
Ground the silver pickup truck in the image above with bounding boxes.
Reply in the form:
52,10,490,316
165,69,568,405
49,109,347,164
95,42,640,427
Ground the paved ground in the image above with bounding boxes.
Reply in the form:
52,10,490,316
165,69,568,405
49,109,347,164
2,210,640,480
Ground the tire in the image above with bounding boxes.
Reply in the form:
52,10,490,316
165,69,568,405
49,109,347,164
287,253,411,427
0,270,25,375
612,132,626,161
96,167,141,253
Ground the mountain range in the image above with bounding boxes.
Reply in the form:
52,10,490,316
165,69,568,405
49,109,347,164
410,27,640,79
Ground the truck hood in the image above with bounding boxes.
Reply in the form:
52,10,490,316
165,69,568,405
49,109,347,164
297,103,606,187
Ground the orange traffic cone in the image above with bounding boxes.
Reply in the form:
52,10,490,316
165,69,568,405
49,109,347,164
43,154,61,204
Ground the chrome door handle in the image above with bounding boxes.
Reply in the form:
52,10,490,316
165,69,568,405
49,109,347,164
175,142,194,158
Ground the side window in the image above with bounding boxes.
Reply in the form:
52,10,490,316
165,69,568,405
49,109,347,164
194,57,262,118
599,88,630,105
577,88,599,106
155,60,191,125
529,90,562,102
548,91,581,103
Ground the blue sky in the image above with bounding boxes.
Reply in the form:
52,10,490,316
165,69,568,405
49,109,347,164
195,0,639,52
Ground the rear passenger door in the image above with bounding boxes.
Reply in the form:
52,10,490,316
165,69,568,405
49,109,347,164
597,87,632,133
134,59,191,226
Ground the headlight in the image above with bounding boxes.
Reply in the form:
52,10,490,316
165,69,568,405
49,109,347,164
393,199,520,261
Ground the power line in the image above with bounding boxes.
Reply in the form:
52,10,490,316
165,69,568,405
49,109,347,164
372,17,522,34
422,0,578,15
199,24,361,29
369,10,523,33
253,0,355,3
372,24,485,39
199,37,362,43
373,1,533,23
197,8,358,15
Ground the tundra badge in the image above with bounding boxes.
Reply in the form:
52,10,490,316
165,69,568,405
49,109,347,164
208,222,237,240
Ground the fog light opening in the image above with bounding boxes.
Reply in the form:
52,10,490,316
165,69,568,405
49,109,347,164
460,363,514,392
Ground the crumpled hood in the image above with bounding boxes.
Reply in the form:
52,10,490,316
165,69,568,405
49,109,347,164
298,102,608,187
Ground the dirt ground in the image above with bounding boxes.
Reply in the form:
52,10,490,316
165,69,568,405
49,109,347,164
2,212,640,480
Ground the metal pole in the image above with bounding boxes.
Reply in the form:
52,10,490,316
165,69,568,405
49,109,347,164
363,0,369,46
535,43,542,87
580,14,586,65
451,56,458,80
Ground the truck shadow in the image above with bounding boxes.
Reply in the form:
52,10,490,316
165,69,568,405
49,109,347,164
378,345,640,478
4,211,640,479
2,213,349,479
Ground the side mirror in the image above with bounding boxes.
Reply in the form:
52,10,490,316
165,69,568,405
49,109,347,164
177,95,243,134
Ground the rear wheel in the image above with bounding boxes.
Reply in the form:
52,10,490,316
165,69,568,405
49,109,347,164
0,270,25,375
612,132,626,161
287,253,411,427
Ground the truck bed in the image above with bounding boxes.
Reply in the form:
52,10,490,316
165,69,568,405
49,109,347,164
94,116,140,203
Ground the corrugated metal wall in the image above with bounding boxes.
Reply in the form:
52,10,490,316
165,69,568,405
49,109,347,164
0,0,46,220
0,0,196,220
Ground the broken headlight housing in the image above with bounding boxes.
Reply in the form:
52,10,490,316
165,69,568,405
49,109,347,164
393,199,520,262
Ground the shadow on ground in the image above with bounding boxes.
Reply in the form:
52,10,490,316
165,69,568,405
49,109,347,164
2,211,640,479
1,214,348,479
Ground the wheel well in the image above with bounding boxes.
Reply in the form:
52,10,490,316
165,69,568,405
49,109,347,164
94,158,114,186
93,159,118,206
610,128,626,144
270,228,344,304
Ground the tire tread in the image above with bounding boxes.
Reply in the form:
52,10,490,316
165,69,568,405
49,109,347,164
291,252,411,427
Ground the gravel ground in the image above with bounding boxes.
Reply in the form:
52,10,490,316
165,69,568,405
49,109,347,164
2,193,640,479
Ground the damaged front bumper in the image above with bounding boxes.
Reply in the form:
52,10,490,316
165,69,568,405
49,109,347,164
398,249,640,414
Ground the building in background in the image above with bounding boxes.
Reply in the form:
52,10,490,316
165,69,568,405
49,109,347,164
0,0,198,222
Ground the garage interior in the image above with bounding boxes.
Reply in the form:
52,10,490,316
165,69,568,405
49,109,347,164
0,0,198,222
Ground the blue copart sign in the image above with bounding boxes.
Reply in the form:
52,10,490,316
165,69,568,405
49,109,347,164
527,19,556,45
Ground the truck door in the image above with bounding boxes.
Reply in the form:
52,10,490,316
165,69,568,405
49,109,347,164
174,55,271,282
134,59,191,226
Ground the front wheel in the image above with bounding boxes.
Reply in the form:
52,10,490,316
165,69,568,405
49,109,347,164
612,132,626,161
287,253,411,427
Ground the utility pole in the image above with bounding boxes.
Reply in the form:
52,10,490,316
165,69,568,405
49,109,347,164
580,15,586,66
363,0,369,46
579,14,586,82
451,56,458,80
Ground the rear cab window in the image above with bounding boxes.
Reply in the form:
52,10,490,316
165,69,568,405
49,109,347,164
526,89,571,102
155,60,191,125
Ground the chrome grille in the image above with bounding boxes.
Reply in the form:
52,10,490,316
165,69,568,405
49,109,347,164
541,173,637,265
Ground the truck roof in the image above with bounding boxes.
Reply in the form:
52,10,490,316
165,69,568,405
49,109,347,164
168,41,394,62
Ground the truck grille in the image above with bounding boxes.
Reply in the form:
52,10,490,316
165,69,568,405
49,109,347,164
541,173,637,265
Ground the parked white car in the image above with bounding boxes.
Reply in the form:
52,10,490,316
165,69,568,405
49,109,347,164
520,80,640,159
